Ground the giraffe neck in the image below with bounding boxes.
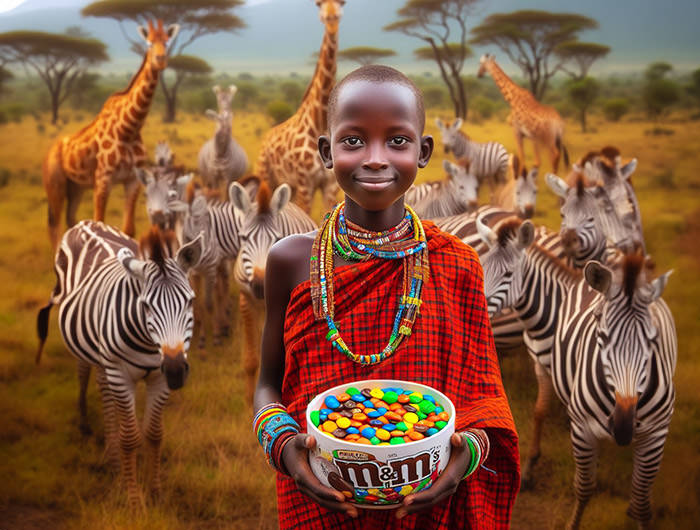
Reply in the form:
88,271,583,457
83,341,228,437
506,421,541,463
115,55,160,136
487,61,530,107
298,27,338,135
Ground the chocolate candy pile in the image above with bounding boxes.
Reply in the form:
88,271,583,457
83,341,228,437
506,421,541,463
309,385,450,445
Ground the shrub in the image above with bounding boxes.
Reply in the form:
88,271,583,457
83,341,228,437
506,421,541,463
423,87,445,108
471,96,496,120
266,100,293,125
603,98,630,121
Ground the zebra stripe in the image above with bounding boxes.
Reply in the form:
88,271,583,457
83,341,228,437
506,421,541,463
405,160,479,218
39,220,202,508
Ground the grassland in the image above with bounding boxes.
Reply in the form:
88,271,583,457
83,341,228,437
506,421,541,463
0,109,698,529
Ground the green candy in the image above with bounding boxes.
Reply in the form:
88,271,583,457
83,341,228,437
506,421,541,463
382,391,398,404
346,387,360,396
370,436,381,445
417,411,427,420
310,410,320,427
435,420,447,430
419,400,436,414
390,437,405,445
395,421,408,432
408,392,423,404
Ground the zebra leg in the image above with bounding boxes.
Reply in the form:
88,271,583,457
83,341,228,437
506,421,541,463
204,269,216,347
239,291,260,404
627,429,669,528
77,359,92,436
143,371,170,501
521,359,554,489
95,366,120,473
566,423,599,530
110,368,143,510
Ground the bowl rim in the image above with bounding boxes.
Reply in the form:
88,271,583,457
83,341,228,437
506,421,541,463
306,378,455,451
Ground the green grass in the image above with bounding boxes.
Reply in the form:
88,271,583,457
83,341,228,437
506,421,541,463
0,110,698,528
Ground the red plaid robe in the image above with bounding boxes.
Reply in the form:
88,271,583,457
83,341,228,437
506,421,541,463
278,220,520,529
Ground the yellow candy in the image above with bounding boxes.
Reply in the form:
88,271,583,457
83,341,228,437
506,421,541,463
375,428,390,441
403,412,419,424
370,388,384,399
400,485,414,496
322,420,338,432
368,489,381,496
336,417,351,429
378,442,390,446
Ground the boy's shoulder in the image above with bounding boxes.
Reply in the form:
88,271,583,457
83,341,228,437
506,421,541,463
266,230,318,292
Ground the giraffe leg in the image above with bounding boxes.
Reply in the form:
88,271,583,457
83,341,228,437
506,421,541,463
550,139,561,174
627,429,669,528
143,370,170,501
93,167,111,223
532,138,542,169
96,366,120,473
77,359,92,436
66,179,85,229
566,423,599,530
521,359,554,489
122,177,141,237
43,144,66,251
239,291,260,405
514,128,526,171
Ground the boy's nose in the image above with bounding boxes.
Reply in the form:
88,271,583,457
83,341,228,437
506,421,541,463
362,145,389,170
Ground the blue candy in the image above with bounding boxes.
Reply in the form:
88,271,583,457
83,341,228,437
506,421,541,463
383,423,396,431
375,407,388,415
361,427,376,439
423,395,435,404
346,427,360,435
426,427,438,436
434,406,443,414
324,396,341,410
369,419,383,427
366,409,382,418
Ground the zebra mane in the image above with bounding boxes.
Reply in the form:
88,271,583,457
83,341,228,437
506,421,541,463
621,251,645,305
580,150,600,167
531,243,582,280
256,180,272,214
139,226,177,272
575,173,586,198
600,145,620,162
185,176,205,204
495,218,523,248
455,157,471,171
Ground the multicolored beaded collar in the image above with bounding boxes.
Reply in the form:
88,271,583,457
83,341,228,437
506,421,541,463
310,202,430,366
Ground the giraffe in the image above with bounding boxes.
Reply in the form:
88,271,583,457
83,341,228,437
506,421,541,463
477,54,569,174
42,20,179,250
254,0,344,215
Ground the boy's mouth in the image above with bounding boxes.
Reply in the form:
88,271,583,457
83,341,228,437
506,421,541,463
354,175,395,191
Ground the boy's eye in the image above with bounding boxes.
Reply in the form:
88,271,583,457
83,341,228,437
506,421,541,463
390,137,408,146
342,137,363,147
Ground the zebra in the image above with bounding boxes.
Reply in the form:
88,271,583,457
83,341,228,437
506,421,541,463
36,220,203,509
477,216,677,528
405,159,479,218
198,85,249,192
546,172,634,268
137,167,191,232
493,154,538,219
154,140,174,168
434,117,509,196
229,180,317,400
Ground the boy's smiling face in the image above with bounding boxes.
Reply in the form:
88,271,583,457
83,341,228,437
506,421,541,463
319,80,433,213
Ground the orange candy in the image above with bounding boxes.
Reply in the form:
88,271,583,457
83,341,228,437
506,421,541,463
352,413,368,422
408,430,425,441
337,393,351,402
328,412,341,421
397,394,410,404
356,437,372,445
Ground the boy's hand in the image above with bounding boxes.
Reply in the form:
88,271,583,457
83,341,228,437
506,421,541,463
395,432,471,519
282,433,359,519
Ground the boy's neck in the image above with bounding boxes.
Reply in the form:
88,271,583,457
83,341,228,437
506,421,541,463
344,197,406,232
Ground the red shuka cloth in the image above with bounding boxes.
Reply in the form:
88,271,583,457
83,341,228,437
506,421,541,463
278,220,520,529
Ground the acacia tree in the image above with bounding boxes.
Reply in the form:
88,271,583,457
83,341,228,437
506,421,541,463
642,62,680,120
162,55,212,121
384,0,480,119
555,42,610,80
0,31,108,123
567,77,599,132
470,10,598,100
82,0,246,122
338,46,397,66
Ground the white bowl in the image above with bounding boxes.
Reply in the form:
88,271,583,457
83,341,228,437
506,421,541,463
306,379,455,509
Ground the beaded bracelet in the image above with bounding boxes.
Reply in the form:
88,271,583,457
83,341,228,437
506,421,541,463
460,429,490,480
253,403,300,473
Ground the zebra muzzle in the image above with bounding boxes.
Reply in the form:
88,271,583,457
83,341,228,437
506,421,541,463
609,393,638,446
161,351,189,390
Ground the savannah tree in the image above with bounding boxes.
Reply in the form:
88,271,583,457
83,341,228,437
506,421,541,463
82,0,246,122
0,30,108,124
337,46,397,66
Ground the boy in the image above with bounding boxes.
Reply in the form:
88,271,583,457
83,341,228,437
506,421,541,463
254,65,519,529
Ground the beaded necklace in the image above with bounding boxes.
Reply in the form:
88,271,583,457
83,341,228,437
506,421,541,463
310,201,429,366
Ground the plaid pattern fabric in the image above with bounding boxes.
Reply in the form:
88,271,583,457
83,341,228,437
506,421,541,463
278,220,520,529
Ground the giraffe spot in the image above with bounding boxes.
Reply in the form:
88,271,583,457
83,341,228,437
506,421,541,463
102,140,112,150
107,152,117,165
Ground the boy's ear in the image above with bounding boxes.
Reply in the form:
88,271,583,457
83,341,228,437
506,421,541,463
418,135,434,169
318,135,333,169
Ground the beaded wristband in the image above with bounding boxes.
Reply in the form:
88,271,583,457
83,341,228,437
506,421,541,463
460,429,490,480
253,403,300,473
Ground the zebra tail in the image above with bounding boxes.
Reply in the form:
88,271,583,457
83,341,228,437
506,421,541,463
36,302,53,365
556,135,570,169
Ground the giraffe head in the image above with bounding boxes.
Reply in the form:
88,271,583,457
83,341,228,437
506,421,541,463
477,54,495,78
316,0,344,34
137,19,180,72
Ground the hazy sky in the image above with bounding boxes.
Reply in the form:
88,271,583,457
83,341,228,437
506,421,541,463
1,0,699,76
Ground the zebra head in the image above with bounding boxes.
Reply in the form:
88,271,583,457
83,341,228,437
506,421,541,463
435,117,463,155
477,213,535,317
118,229,203,390
213,84,237,115
547,172,626,267
137,168,191,231
443,159,479,212
154,141,174,168
231,180,291,300
584,254,672,446
514,166,538,219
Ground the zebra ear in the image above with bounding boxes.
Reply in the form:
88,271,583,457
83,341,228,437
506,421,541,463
442,159,455,176
435,117,444,130
584,260,613,296
620,158,637,180
205,109,218,121
452,118,463,130
135,167,154,187
270,183,292,215
230,181,252,214
176,233,203,272
168,199,189,213
229,85,238,98
645,269,672,303
476,212,497,248
545,173,568,198
191,195,208,217
117,247,146,281
518,220,535,249
212,85,221,95
175,173,192,195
